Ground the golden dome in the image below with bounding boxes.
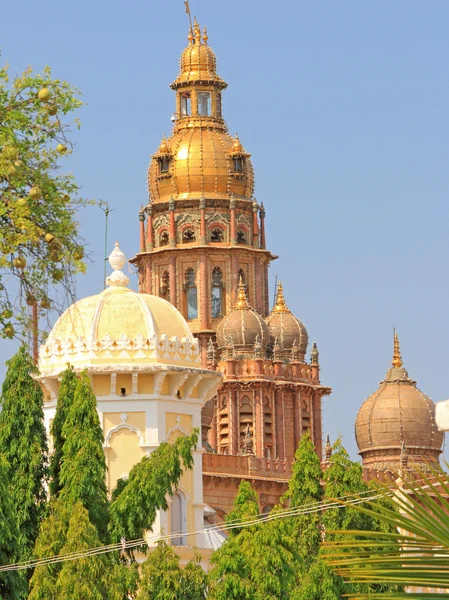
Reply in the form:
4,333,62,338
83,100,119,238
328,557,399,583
149,128,254,203
39,243,200,375
265,283,308,360
355,333,443,472
216,279,269,354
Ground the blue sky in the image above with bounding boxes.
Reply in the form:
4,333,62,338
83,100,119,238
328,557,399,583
1,0,448,461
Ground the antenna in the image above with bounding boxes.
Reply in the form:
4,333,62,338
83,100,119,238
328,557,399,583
184,1,193,30
99,202,115,289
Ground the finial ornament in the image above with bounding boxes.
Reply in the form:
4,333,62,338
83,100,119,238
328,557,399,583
392,329,403,368
203,25,208,45
273,281,288,313
206,337,216,365
242,423,254,455
188,25,194,43
106,242,130,288
325,434,332,461
235,275,250,309
273,337,281,361
311,342,319,365
253,334,263,359
291,338,300,362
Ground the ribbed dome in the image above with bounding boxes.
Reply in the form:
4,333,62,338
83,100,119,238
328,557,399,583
265,283,308,360
216,280,268,355
39,243,200,375
149,129,254,203
355,333,443,472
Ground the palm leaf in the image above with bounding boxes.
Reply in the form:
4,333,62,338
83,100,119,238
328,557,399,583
322,465,449,598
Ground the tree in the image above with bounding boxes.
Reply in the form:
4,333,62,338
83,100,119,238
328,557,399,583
109,431,199,545
324,467,449,598
0,56,90,340
208,480,296,599
137,540,207,600
55,502,125,600
49,366,77,497
59,371,108,540
0,454,27,599
0,345,48,560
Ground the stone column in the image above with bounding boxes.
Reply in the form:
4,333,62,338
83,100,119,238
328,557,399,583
169,197,176,248
230,195,236,245
231,253,239,307
255,258,262,314
275,387,285,460
312,392,323,461
200,255,209,329
231,386,239,455
146,205,154,251
254,387,263,457
259,202,266,249
293,388,301,451
139,208,145,252
169,255,177,309
199,196,207,245
252,200,259,248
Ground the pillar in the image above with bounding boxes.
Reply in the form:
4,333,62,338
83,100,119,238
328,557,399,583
231,386,238,455
231,253,239,307
145,265,152,294
169,197,176,247
255,258,262,314
146,205,154,251
230,195,236,245
254,387,263,457
312,392,323,461
200,254,209,329
293,388,301,451
263,262,269,316
275,387,285,460
259,202,266,249
169,255,177,308
139,209,145,252
252,200,259,248
200,196,207,245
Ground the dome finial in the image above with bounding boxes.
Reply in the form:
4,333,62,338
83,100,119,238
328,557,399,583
274,281,288,313
203,25,208,45
106,241,130,288
188,25,194,44
235,275,250,309
194,17,201,43
392,328,403,368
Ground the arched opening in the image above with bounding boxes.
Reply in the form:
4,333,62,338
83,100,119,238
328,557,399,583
159,156,172,174
211,266,223,319
182,228,196,243
233,157,244,173
211,227,224,243
239,395,253,451
160,270,170,302
171,491,187,546
185,267,198,320
197,91,211,116
180,92,191,116
160,231,169,247
237,229,247,244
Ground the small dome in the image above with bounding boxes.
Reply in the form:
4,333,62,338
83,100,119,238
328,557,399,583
265,283,308,360
355,333,444,472
216,279,269,355
39,243,200,376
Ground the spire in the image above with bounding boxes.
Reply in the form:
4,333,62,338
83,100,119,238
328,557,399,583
106,242,130,288
273,281,288,313
194,17,201,43
203,25,208,45
311,342,319,365
325,434,332,461
392,329,403,368
206,337,216,366
235,275,250,309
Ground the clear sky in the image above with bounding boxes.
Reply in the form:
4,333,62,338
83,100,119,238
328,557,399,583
1,0,448,461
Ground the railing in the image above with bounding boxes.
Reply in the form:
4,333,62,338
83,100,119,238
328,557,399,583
203,452,291,480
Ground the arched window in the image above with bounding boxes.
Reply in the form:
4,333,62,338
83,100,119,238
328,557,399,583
160,231,169,246
211,228,224,242
237,229,247,244
211,267,223,319
171,491,187,546
180,92,191,116
239,396,253,451
182,228,196,243
160,271,170,302
159,156,171,174
185,268,198,320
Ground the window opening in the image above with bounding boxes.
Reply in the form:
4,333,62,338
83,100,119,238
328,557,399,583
171,491,187,546
180,92,191,116
185,268,198,320
161,271,170,302
182,228,196,243
237,230,247,244
197,91,211,116
239,396,253,451
233,157,244,173
160,231,169,247
211,266,223,319
159,156,171,174
211,228,224,242
216,93,222,117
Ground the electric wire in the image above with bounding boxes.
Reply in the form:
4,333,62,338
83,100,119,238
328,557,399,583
0,488,389,573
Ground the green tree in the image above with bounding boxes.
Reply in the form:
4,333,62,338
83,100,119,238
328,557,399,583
137,540,207,600
59,371,108,540
55,502,125,600
0,56,90,340
0,454,27,599
109,431,199,544
209,480,295,599
0,345,48,560
49,366,77,497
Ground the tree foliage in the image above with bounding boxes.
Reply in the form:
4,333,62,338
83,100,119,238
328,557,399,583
137,540,207,600
0,345,48,560
0,57,89,340
49,365,77,497
109,430,199,545
59,371,108,540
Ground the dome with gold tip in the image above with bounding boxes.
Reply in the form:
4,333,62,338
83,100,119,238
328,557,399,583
265,283,309,361
148,23,254,204
216,278,269,355
355,332,444,473
38,242,200,375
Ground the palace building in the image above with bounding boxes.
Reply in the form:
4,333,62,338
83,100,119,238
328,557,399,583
130,19,331,516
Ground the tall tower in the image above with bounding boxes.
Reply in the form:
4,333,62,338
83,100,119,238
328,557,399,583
132,19,274,366
132,21,331,515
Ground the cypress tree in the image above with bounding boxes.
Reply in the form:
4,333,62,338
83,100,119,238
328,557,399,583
0,454,27,599
0,345,48,560
59,371,108,540
49,366,77,497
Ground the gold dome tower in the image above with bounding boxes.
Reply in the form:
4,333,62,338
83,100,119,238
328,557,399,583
355,332,444,474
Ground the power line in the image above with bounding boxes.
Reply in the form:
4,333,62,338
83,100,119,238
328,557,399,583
0,489,388,573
